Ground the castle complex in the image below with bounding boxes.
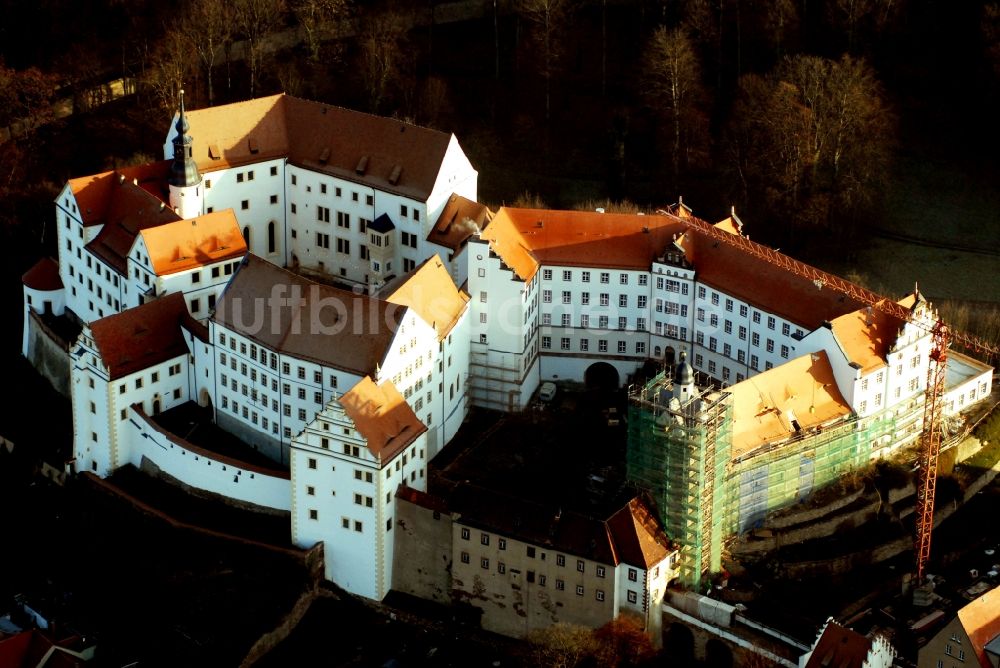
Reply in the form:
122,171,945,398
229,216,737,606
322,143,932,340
20,94,993,635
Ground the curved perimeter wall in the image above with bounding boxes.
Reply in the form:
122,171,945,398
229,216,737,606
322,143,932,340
125,407,291,511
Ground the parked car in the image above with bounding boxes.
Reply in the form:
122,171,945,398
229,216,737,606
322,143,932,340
539,382,557,402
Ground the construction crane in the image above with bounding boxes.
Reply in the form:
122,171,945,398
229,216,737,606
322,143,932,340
662,209,1000,584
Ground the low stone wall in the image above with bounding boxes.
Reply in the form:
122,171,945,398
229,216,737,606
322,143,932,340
735,496,880,556
24,311,70,397
239,586,339,667
766,487,866,530
780,461,1000,578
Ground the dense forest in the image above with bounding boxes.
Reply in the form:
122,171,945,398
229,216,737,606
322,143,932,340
2,0,1000,270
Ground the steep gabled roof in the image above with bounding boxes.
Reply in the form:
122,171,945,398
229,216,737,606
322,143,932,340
339,377,427,464
446,485,675,569
212,255,405,375
177,94,454,202
67,162,173,227
804,621,875,668
429,194,491,251
729,350,852,460
605,497,674,569
139,209,246,276
22,257,62,291
89,292,193,380
384,256,469,341
77,168,182,275
828,299,912,373
957,586,1000,668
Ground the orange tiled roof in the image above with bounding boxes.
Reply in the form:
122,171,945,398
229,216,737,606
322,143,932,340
21,257,62,291
339,376,427,464
77,169,182,275
482,207,687,281
68,162,172,227
385,256,469,340
89,292,194,380
139,209,247,276
729,350,852,460
957,585,1000,668
677,226,867,330
829,298,913,373
180,94,455,201
428,194,492,252
605,497,673,569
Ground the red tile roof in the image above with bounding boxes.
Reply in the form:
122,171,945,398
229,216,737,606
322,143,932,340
482,207,874,330
89,292,194,380
384,256,470,341
340,377,427,464
21,257,62,291
829,300,911,373
729,350,852,459
79,169,182,275
213,255,404,376
805,621,874,668
957,585,1000,668
677,226,867,330
180,94,456,202
447,484,675,569
68,162,172,227
396,484,449,513
605,497,674,569
483,208,687,281
428,194,492,252
139,209,246,276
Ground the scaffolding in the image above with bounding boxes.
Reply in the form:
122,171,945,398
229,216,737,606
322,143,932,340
627,373,902,590
627,372,732,589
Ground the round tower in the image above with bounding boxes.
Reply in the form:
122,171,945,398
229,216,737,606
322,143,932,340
168,89,204,219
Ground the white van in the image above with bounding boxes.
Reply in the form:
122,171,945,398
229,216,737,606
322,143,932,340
539,382,557,402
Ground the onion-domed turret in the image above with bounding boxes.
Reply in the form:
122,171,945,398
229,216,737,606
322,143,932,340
168,89,201,189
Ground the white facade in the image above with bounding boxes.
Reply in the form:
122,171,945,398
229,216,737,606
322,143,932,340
290,393,428,599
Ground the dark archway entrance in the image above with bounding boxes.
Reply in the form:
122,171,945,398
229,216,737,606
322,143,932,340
705,638,734,668
663,622,695,667
584,362,619,391
664,345,677,366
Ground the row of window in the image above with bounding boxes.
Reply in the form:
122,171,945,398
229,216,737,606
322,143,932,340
541,337,646,355
541,269,649,287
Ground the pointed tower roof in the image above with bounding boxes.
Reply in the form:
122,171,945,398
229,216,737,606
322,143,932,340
169,89,202,188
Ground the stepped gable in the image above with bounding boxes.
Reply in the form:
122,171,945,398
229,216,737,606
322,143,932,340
339,376,427,464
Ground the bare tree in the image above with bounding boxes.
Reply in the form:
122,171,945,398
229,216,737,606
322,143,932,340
143,28,195,114
525,623,597,668
517,0,569,124
826,0,904,52
726,54,892,232
359,10,409,114
233,0,287,97
645,27,710,182
292,0,350,62
181,0,233,105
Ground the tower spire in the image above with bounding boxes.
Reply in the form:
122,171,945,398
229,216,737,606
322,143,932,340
169,88,200,189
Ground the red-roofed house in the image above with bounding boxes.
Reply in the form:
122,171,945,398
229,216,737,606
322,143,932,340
70,293,203,476
800,619,894,668
919,586,1000,668
393,484,679,638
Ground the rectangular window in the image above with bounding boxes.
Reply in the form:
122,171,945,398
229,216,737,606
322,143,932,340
576,585,585,596
627,590,638,604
